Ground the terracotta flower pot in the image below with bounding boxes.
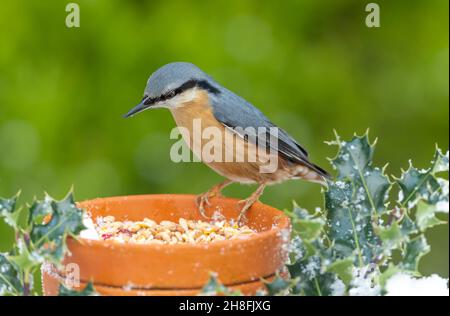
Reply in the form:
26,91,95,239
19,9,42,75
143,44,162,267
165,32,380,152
42,194,291,296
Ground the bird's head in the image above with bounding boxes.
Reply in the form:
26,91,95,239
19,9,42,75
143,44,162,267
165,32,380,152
124,62,220,118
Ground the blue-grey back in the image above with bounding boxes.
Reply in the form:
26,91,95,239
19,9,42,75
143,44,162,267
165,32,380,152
209,85,309,158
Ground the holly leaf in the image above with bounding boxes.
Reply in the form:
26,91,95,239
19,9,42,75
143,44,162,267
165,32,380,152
326,257,354,286
264,274,297,296
28,192,85,265
325,132,391,266
287,203,325,241
0,194,18,213
288,235,309,263
288,255,343,296
58,281,97,296
400,235,430,273
415,200,446,231
200,273,242,296
287,238,349,296
285,137,448,296
7,238,42,274
434,178,449,213
377,221,404,254
431,148,449,174
0,193,22,229
329,132,391,214
325,180,380,265
397,148,449,208
397,166,440,207
376,210,421,260
400,214,418,236
0,253,23,296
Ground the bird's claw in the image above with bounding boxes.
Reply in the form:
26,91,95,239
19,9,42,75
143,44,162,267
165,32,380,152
236,199,254,225
196,191,219,219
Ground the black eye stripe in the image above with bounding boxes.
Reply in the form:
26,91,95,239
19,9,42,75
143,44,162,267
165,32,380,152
144,79,220,105
196,80,220,94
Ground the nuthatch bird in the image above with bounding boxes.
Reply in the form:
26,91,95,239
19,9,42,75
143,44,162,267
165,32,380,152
125,62,330,223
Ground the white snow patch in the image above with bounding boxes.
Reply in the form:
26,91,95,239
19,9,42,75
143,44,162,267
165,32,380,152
349,266,381,296
79,213,100,240
385,273,449,296
436,200,449,213
397,190,404,203
335,181,346,189
288,236,304,261
331,278,346,296
303,259,319,280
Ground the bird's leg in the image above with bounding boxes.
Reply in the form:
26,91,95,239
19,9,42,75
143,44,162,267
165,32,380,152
237,183,266,225
197,179,234,218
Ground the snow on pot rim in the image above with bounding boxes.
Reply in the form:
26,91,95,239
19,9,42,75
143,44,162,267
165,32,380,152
53,194,291,291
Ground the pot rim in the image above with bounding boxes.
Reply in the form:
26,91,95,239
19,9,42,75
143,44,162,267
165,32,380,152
75,194,290,250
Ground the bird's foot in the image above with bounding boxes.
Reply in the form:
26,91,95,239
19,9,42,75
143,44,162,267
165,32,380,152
196,192,213,219
196,180,234,219
236,183,266,225
236,198,256,225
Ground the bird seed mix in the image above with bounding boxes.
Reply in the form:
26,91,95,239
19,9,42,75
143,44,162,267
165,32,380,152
90,216,255,244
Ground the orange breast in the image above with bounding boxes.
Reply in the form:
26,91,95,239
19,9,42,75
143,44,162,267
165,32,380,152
169,91,303,184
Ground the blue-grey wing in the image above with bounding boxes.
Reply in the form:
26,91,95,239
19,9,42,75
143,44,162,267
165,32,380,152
209,89,330,178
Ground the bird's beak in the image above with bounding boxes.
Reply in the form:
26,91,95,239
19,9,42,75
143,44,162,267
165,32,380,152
123,97,153,118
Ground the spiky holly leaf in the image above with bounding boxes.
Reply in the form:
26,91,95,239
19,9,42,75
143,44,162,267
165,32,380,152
287,238,349,296
415,200,446,231
28,192,85,265
58,281,97,296
0,253,22,296
287,203,325,241
200,273,242,296
400,214,418,236
295,273,340,296
284,136,448,296
7,238,42,274
28,195,52,227
397,167,441,207
0,193,22,230
329,132,391,214
397,148,449,208
400,235,430,273
288,255,343,296
325,257,354,286
376,210,419,259
377,221,404,254
432,148,449,173
264,274,298,296
325,180,380,265
325,133,391,266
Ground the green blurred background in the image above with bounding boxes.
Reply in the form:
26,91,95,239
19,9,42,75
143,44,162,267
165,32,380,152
0,0,448,279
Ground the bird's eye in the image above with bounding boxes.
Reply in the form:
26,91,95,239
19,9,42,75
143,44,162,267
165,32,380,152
167,90,176,98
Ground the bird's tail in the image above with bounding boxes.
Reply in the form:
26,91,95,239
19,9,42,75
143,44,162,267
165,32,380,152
311,163,332,180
